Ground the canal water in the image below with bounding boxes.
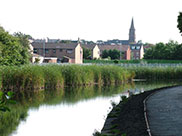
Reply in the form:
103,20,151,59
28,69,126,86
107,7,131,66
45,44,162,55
0,81,180,136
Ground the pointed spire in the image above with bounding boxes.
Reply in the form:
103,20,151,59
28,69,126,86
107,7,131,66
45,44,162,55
130,17,135,30
129,17,136,43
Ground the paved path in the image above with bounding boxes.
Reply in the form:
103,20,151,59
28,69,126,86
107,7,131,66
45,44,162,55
146,86,182,136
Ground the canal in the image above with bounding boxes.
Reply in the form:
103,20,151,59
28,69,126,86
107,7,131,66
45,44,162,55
0,80,180,136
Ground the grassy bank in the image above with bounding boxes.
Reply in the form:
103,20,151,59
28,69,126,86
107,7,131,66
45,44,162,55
128,66,182,80
84,59,182,64
0,64,134,91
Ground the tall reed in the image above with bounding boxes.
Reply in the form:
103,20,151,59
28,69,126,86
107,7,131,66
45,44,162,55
0,64,132,91
128,66,182,80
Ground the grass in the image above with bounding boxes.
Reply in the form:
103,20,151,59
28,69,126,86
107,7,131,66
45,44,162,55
127,66,182,80
0,64,133,91
84,59,182,64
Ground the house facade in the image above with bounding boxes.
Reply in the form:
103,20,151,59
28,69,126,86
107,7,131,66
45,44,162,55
82,44,100,59
130,44,144,59
31,42,83,64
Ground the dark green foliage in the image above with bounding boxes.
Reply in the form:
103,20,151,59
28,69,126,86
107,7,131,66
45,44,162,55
114,59,119,64
83,47,92,59
0,26,30,66
14,32,32,64
177,12,182,35
0,91,16,112
144,41,182,60
128,66,182,80
102,49,120,60
92,130,107,136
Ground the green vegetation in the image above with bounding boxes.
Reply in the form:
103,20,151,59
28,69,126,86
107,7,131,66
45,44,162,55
0,26,31,66
144,41,182,60
84,59,182,64
83,47,92,59
0,91,16,112
177,12,182,35
102,49,120,60
0,64,133,91
128,66,182,80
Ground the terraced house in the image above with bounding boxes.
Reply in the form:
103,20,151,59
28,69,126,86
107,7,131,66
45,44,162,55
31,42,83,64
81,44,100,59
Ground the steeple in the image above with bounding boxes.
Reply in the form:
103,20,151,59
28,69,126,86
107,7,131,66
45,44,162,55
129,18,136,43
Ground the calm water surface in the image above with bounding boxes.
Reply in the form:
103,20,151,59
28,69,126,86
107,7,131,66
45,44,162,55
0,81,180,136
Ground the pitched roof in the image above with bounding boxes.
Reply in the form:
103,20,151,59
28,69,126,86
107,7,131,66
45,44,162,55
121,40,130,45
81,44,96,50
98,45,130,52
31,42,78,49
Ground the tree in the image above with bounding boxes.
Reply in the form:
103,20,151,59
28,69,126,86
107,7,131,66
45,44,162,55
83,47,91,59
102,50,109,59
0,26,30,65
144,41,180,60
14,32,32,64
102,49,120,60
177,12,182,35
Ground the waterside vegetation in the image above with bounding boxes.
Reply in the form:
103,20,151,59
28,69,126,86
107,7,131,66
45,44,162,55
127,66,182,80
0,64,134,91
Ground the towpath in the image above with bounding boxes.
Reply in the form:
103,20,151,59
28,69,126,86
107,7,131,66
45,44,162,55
146,86,182,136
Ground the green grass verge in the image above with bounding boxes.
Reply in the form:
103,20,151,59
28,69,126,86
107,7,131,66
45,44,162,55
84,59,182,64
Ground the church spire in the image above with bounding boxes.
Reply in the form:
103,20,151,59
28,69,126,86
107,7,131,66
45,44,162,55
130,18,135,29
129,18,136,43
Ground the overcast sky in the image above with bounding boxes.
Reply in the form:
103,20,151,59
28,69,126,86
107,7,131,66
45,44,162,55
0,0,182,44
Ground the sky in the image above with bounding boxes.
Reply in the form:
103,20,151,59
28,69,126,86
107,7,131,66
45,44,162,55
0,0,182,44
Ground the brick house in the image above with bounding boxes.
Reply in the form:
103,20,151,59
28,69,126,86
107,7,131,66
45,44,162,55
130,44,144,60
31,42,83,64
82,44,100,59
98,45,131,60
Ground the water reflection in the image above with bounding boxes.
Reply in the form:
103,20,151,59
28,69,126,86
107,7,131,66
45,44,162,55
0,81,180,136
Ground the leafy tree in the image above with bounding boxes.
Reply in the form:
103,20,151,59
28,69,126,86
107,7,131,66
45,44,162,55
14,32,32,64
0,27,30,65
102,49,120,60
144,41,182,60
177,12,182,35
83,47,91,59
102,50,109,59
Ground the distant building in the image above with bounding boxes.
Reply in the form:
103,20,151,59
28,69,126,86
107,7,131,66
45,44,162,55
97,18,136,46
31,42,83,64
130,44,144,60
82,44,100,59
97,18,144,60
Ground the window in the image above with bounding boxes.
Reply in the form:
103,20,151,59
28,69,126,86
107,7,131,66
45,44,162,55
34,48,37,53
60,49,63,52
67,49,73,54
53,49,56,53
45,49,49,54
136,52,139,56
136,46,140,50
131,46,135,50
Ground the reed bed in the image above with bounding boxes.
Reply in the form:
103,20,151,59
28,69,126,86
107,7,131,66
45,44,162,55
0,64,133,91
128,66,182,80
